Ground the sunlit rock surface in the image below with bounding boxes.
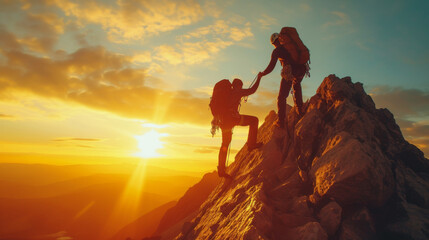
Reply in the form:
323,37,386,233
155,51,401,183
155,75,429,240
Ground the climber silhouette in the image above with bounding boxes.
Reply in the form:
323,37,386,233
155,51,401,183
210,74,263,178
260,29,310,128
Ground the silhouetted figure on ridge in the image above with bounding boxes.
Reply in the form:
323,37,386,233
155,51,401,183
210,74,263,178
260,27,310,128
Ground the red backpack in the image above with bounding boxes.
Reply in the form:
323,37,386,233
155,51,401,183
279,27,310,65
209,79,232,136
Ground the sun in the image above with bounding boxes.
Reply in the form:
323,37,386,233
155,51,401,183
134,129,168,158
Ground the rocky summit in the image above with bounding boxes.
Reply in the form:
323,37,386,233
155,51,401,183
162,75,429,240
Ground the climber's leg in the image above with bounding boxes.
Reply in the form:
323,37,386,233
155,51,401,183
277,78,292,128
218,128,232,178
239,115,262,151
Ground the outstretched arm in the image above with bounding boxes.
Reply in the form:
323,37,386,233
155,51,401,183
261,49,278,76
241,72,262,97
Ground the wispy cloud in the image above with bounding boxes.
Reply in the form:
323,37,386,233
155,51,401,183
16,12,65,53
0,25,22,51
323,11,351,29
371,86,429,156
0,113,14,119
258,14,278,30
356,41,370,51
52,138,102,142
181,20,252,41
400,121,429,156
132,51,152,64
370,86,429,118
155,20,253,65
51,0,204,43
154,45,185,65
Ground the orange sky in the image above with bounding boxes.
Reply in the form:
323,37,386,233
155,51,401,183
0,0,428,171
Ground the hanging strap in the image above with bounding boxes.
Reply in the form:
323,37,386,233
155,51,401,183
226,139,232,167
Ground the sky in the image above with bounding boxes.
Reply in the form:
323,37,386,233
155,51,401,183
0,0,428,172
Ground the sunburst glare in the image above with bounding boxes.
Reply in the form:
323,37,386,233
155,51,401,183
134,129,168,158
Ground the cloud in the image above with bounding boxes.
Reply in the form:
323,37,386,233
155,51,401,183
399,121,429,157
155,39,234,65
0,10,64,54
154,45,184,65
323,11,350,28
0,113,14,118
370,86,429,118
403,123,429,138
0,0,20,12
155,20,253,65
202,0,222,18
181,20,252,41
258,14,278,30
77,144,95,148
0,46,214,125
0,25,22,51
132,51,152,64
51,0,204,43
371,86,429,156
15,12,65,53
409,138,429,157
229,23,252,41
18,12,64,35
52,138,101,142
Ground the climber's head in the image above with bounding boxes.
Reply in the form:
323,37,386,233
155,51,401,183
270,32,280,46
232,78,243,90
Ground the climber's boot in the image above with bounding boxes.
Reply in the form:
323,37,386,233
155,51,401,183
217,165,232,179
274,118,285,128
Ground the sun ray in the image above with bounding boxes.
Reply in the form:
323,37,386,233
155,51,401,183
101,161,148,239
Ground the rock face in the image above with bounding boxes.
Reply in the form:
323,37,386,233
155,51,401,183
163,75,429,240
154,172,221,239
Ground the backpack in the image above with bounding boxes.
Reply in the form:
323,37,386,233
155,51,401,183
279,27,310,65
209,79,232,136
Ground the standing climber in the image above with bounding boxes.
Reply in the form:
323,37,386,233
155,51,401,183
260,27,310,128
210,74,263,178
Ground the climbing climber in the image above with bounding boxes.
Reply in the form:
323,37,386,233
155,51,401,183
210,74,264,178
260,27,310,128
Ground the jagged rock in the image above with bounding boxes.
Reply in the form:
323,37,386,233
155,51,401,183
290,196,312,217
318,201,342,236
289,222,328,240
158,75,429,240
338,207,376,240
279,213,316,228
403,167,429,208
380,199,429,240
154,172,220,237
307,76,396,207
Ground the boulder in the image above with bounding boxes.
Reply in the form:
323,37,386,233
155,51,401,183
291,222,328,240
318,201,342,236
